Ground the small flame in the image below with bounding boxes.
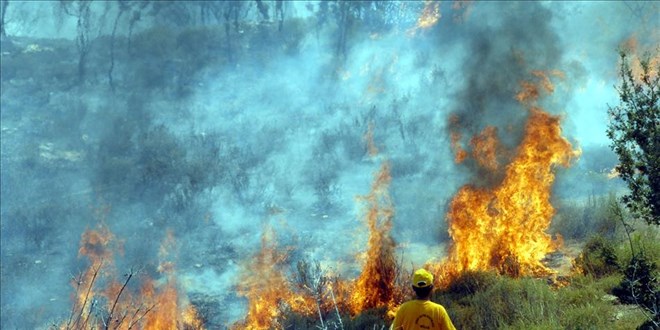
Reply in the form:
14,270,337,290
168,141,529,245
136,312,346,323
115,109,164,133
619,36,659,82
62,225,204,330
515,70,563,104
449,115,468,164
234,226,316,329
417,0,441,29
469,126,501,172
364,121,380,157
607,167,620,179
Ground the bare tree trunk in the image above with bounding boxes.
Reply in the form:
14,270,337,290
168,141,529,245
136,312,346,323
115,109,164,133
67,0,92,84
0,0,9,37
109,2,126,91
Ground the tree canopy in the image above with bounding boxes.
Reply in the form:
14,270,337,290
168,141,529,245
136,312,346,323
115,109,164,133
607,50,660,226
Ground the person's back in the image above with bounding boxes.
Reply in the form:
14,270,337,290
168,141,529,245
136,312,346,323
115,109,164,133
391,269,456,330
392,300,454,330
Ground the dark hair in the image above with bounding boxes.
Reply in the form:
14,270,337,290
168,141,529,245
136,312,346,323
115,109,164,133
413,285,433,299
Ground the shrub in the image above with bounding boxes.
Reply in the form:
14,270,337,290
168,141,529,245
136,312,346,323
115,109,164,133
612,253,659,317
470,277,560,329
440,270,498,300
573,234,620,278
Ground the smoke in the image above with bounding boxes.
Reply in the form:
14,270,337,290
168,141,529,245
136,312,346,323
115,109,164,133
1,1,657,328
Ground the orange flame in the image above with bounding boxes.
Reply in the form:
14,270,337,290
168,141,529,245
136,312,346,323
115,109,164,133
469,126,501,172
417,0,441,29
516,70,565,104
62,225,204,330
449,115,468,164
619,36,659,82
142,229,203,330
234,226,316,329
436,73,579,286
364,121,380,157
347,162,400,315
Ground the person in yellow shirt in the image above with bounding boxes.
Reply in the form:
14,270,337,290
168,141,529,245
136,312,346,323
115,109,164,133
391,268,456,330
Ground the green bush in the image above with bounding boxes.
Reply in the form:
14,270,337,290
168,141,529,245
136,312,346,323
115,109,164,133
431,271,644,329
573,234,620,278
470,277,560,329
441,270,498,299
612,253,659,316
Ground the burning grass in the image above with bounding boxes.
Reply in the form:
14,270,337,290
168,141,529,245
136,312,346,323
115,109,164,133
60,224,204,330
233,161,407,329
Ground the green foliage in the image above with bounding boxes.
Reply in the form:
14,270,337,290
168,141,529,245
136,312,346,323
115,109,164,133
431,270,649,329
612,253,659,321
342,307,389,329
472,277,560,329
615,227,660,267
606,50,660,226
442,270,498,300
573,234,620,278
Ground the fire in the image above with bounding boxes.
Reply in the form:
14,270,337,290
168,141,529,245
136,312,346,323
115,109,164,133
416,0,441,29
234,226,316,329
63,224,117,330
364,121,380,157
346,162,400,315
436,73,579,285
141,229,203,330
515,70,564,104
619,36,659,82
234,126,405,327
449,114,468,163
61,225,204,330
469,126,502,172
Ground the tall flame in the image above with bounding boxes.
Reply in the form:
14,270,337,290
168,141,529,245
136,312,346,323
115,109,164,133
436,72,579,285
142,229,204,330
347,162,399,315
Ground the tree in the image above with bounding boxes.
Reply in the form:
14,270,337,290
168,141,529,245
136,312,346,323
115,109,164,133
1,0,8,37
59,0,93,83
606,50,660,226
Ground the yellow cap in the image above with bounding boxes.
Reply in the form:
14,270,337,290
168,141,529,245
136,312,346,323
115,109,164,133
412,269,434,288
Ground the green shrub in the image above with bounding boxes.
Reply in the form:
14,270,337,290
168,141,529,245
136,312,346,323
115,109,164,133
436,272,637,329
573,234,620,278
470,277,560,329
612,253,659,314
342,307,389,330
441,270,498,298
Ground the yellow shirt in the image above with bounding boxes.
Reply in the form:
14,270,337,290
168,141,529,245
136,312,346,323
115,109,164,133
391,300,456,330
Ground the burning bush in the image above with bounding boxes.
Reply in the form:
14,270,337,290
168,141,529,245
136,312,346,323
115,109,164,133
437,71,579,285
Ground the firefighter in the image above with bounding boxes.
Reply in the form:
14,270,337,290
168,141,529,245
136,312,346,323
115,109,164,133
391,268,456,330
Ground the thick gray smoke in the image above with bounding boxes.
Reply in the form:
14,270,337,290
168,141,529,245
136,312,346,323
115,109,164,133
0,1,656,328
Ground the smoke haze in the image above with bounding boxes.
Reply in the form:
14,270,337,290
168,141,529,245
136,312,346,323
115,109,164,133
1,1,657,328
